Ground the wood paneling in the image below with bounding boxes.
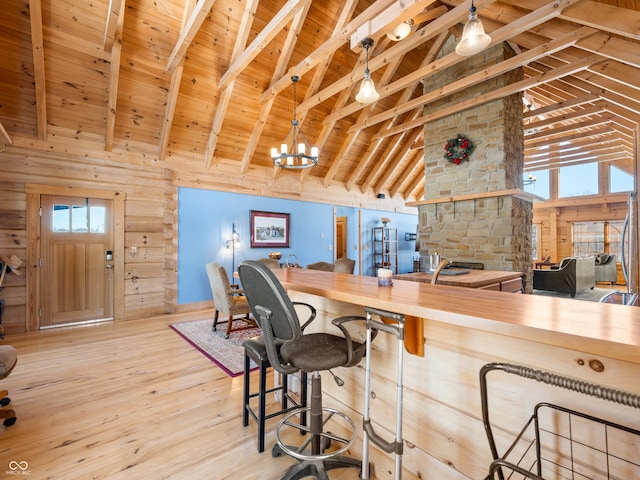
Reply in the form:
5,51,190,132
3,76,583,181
0,148,173,333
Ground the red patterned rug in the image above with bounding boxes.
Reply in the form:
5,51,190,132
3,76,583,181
170,318,261,377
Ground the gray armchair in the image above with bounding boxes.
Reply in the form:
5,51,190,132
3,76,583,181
533,256,595,297
594,253,617,284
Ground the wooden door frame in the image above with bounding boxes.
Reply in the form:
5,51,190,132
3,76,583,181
25,184,126,331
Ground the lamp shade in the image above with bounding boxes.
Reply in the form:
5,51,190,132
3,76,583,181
356,73,380,104
387,21,411,41
455,7,491,56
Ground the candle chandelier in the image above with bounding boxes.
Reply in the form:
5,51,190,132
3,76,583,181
270,75,318,169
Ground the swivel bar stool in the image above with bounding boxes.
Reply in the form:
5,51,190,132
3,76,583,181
238,260,373,480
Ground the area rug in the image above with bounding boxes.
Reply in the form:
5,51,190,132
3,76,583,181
170,318,261,377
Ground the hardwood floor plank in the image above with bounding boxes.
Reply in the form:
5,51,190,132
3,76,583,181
0,313,368,479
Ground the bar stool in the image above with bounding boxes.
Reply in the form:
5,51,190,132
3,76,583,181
361,307,406,480
243,336,307,453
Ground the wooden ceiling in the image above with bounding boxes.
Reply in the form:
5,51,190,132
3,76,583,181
1,0,639,201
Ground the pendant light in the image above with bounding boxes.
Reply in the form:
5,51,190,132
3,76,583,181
355,38,379,105
455,0,491,57
270,76,318,169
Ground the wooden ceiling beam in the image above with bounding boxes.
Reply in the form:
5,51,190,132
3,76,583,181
297,0,361,182
345,33,447,192
330,0,584,126
376,53,605,141
104,0,125,151
0,121,12,147
576,33,640,69
349,0,440,49
320,38,404,187
373,126,424,194
299,2,471,116
390,149,424,199
204,0,263,168
218,0,312,91
103,0,124,53
560,0,640,41
260,0,399,102
166,0,217,73
29,0,47,142
159,0,196,161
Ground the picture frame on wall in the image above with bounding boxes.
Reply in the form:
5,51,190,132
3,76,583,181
250,210,290,248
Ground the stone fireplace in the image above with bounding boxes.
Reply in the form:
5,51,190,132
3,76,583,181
416,41,533,291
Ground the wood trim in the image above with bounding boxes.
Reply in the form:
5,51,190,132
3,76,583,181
406,188,544,207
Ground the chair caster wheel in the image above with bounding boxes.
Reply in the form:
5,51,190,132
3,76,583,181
272,444,284,458
0,397,10,407
4,416,16,427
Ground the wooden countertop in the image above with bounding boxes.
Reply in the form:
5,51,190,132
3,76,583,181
395,269,522,288
273,268,640,364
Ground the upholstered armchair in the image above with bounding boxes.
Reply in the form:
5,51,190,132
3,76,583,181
533,257,595,297
205,262,256,338
333,257,356,274
594,253,617,284
306,261,334,272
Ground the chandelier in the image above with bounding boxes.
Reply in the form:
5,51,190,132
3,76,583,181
270,76,318,169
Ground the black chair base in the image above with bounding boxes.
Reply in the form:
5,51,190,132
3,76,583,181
277,454,362,480
243,337,307,453
273,373,360,480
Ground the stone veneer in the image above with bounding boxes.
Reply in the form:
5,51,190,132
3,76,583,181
418,40,533,291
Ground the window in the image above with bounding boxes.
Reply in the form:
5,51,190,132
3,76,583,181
572,221,624,257
524,169,549,199
52,201,105,233
610,164,633,193
532,223,539,259
559,164,598,198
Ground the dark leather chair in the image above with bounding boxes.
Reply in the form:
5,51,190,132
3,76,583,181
533,256,595,297
238,260,372,480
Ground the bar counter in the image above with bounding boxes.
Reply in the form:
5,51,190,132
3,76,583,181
272,268,640,479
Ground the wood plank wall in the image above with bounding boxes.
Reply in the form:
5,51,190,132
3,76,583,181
0,147,174,333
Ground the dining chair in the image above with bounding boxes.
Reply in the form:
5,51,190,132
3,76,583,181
205,262,256,338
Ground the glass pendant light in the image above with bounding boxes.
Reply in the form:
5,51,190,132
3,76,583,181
355,38,379,104
455,0,491,57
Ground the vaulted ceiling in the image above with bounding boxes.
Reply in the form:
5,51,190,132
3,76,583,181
1,0,638,201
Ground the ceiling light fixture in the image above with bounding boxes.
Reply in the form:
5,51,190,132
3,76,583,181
455,0,491,57
270,75,318,169
355,38,379,105
387,19,413,41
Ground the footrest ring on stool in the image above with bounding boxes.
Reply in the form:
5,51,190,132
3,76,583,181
275,406,356,461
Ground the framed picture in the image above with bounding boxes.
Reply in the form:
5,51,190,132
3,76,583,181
250,210,290,248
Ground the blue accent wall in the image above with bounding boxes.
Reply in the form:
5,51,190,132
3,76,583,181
178,187,417,304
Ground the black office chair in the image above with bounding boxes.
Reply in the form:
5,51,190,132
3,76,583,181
237,260,373,480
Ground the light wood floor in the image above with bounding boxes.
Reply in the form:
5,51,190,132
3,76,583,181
0,312,366,479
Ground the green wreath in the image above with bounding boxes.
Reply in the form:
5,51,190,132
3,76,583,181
444,134,475,165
